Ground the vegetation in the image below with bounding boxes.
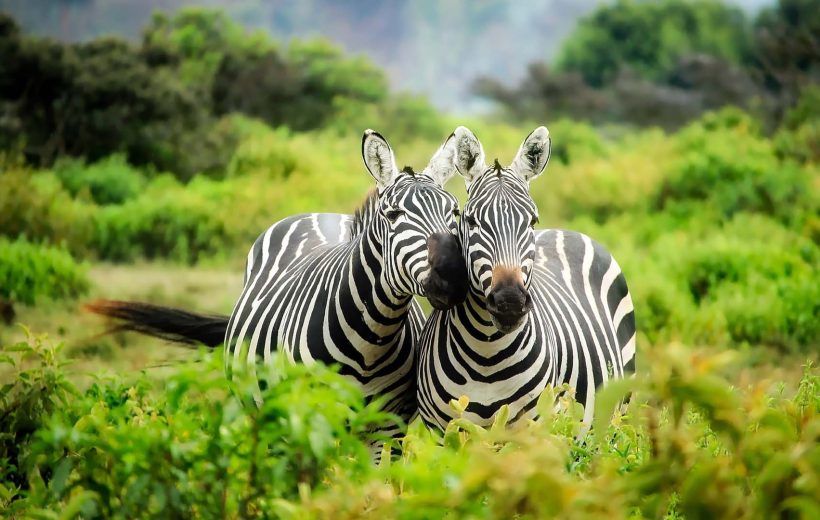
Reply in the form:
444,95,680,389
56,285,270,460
0,238,89,305
0,9,442,176
0,334,817,518
0,2,817,517
474,0,819,129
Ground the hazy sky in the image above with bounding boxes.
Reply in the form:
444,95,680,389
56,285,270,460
1,0,774,112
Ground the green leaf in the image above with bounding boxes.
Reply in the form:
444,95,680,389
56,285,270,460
49,458,73,497
593,377,638,436
490,404,510,432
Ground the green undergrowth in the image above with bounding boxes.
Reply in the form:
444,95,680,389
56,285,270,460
0,238,89,305
1,332,817,519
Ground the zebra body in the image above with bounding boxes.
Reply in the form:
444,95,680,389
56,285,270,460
226,210,424,422
225,131,467,429
419,229,635,429
417,127,636,430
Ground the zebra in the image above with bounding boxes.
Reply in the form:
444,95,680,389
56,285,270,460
89,129,469,438
417,126,636,431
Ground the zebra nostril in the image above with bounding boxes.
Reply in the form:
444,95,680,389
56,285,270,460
486,292,496,308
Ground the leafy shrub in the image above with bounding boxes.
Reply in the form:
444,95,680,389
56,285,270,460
1,336,391,517
0,238,89,304
0,331,76,491
331,94,447,143
656,110,816,226
2,334,817,518
227,126,302,179
54,155,146,205
774,86,820,164
548,118,608,164
683,219,819,351
0,168,96,256
93,176,234,264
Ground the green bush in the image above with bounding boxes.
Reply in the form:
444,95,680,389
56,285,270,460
93,176,235,264
656,111,816,226
227,126,301,179
0,238,89,305
0,332,76,493
54,154,146,205
1,336,391,517
2,334,817,518
548,118,608,164
556,0,753,87
0,168,96,256
331,94,447,143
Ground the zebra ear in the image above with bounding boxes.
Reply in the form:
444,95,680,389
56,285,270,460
421,130,459,186
451,126,486,184
511,126,551,182
362,129,398,189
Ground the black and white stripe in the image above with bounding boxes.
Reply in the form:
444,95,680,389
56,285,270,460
418,126,636,430
225,130,465,433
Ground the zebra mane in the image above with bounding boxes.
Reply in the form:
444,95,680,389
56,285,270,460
350,188,380,239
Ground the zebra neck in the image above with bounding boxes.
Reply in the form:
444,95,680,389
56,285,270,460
337,224,413,346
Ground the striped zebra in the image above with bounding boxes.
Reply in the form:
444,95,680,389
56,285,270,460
89,130,468,436
417,126,636,431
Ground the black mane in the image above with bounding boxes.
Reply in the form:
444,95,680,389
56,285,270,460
350,188,379,239
493,158,503,177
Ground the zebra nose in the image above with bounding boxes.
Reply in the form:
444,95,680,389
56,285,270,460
425,232,468,309
486,285,529,315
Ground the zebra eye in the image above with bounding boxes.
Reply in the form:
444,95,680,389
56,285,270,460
453,208,461,218
385,209,405,222
530,216,539,228
465,214,478,228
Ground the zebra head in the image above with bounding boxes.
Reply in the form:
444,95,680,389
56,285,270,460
361,130,468,310
452,126,551,333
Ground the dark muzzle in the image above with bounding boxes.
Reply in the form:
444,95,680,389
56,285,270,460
424,232,468,310
486,268,532,333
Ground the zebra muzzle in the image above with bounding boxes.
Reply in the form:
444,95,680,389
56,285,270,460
424,232,468,310
487,266,532,333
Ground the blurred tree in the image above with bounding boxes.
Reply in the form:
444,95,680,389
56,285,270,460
0,13,201,170
473,63,608,123
141,8,272,95
753,0,820,121
473,0,820,130
213,38,388,131
556,0,753,87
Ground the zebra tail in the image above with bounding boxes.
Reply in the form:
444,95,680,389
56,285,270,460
85,300,228,348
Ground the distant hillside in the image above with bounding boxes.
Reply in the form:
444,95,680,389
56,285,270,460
0,0,771,112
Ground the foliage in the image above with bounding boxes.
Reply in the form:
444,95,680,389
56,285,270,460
0,166,96,256
774,86,820,164
0,331,77,495
54,155,145,205
753,0,820,118
0,336,392,517
476,0,818,129
1,334,817,518
656,109,817,226
0,238,89,305
556,0,753,87
0,16,198,170
0,9,394,175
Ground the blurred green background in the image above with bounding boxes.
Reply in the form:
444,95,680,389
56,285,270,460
0,0,816,362
0,1,818,517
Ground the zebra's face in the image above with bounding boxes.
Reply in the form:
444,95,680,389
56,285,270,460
378,174,465,307
462,171,538,331
363,130,468,309
452,126,551,333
